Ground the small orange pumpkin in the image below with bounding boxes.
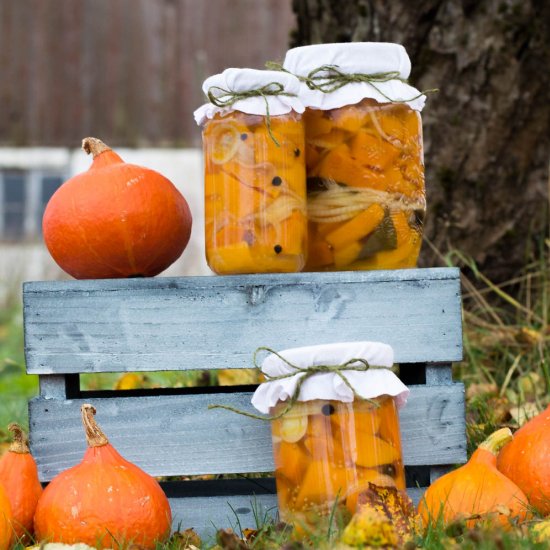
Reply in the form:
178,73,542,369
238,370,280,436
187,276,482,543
418,428,530,528
497,404,550,515
0,482,13,550
43,137,192,279
0,423,43,542
34,404,172,548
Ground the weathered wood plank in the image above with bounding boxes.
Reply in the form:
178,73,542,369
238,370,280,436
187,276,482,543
24,268,462,374
29,384,465,481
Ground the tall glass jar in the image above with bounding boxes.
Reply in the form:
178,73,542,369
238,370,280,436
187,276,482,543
283,43,427,272
195,69,307,274
251,342,409,534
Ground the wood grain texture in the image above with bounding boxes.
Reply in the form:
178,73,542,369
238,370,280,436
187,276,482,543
29,384,465,481
24,268,462,374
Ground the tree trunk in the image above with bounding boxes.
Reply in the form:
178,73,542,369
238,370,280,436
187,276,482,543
291,0,550,282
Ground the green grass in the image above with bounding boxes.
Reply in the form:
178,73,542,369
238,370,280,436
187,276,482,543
0,303,37,435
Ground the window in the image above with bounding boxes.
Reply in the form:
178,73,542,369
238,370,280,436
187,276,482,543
0,170,65,242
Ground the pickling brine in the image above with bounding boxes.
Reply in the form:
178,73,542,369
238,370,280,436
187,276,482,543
203,110,307,274
271,396,405,531
304,99,425,271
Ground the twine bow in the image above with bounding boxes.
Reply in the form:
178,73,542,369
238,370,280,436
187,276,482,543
208,346,381,421
207,83,297,146
265,61,438,104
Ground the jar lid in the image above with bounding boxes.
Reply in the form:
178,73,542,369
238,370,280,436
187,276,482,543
251,341,410,414
283,42,426,112
194,68,305,125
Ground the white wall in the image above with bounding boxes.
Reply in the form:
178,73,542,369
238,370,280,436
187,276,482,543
0,147,211,305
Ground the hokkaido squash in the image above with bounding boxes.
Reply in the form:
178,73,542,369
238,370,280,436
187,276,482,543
0,423,42,542
418,428,530,529
43,137,192,279
0,482,12,550
497,404,550,515
34,404,172,549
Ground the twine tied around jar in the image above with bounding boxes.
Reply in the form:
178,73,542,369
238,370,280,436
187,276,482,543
265,61,438,103
206,83,298,146
208,346,381,421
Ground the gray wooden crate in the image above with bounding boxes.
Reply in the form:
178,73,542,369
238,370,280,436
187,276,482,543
23,267,465,542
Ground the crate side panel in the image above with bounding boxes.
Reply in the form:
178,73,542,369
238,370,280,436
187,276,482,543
29,385,465,481
24,269,462,374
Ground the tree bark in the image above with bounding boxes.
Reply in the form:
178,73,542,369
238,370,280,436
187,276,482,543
291,0,550,282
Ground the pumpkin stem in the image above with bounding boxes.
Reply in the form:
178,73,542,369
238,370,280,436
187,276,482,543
479,427,513,456
81,404,109,447
8,423,30,454
82,137,112,158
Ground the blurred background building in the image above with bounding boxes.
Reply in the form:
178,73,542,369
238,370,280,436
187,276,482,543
0,0,294,303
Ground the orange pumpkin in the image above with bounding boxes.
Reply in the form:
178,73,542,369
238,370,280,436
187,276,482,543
0,423,43,542
497,404,550,515
34,404,172,548
0,482,12,550
418,428,530,528
43,137,192,279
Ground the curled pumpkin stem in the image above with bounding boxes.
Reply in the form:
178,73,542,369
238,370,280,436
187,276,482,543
81,404,109,448
479,427,513,456
8,422,30,454
82,137,111,158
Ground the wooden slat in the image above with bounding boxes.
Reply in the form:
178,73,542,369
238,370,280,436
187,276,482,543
24,268,462,374
29,384,465,481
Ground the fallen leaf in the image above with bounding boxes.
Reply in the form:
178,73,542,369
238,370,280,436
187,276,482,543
341,483,417,547
532,519,550,542
509,401,541,426
169,527,202,549
216,528,248,549
466,383,498,400
514,327,543,346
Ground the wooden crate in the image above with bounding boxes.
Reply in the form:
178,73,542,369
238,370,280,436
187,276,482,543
23,267,465,541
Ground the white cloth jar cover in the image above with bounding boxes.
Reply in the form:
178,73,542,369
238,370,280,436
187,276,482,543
251,341,410,414
283,42,427,112
194,68,305,126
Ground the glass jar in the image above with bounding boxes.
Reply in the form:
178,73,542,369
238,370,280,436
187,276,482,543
250,341,409,536
283,43,427,272
196,68,307,275
304,100,425,271
271,396,405,530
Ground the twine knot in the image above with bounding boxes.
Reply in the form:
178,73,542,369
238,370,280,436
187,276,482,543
207,83,297,146
208,346,381,421
265,62,438,104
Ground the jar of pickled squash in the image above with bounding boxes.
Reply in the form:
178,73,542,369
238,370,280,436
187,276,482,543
283,43,428,271
251,342,409,533
194,69,307,274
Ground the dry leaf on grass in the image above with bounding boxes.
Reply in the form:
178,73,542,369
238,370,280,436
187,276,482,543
341,483,417,547
169,528,202,549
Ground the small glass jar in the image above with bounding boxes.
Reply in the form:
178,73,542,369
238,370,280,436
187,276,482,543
196,69,307,274
271,396,405,530
250,341,409,535
284,43,427,272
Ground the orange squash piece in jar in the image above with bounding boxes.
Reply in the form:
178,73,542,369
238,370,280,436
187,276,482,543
294,460,349,508
354,434,400,469
315,144,385,190
274,440,309,486
325,203,385,250
348,130,400,171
